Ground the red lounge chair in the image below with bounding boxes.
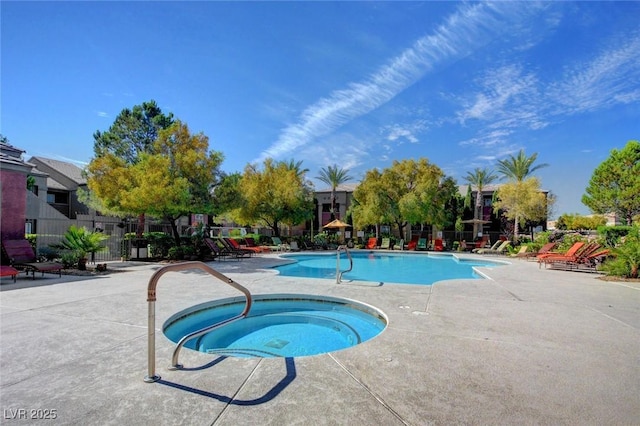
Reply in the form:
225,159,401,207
538,242,589,268
433,239,444,251
1,239,63,279
244,237,269,253
522,242,556,260
365,237,378,249
230,237,262,254
406,236,420,251
550,248,611,272
0,265,19,282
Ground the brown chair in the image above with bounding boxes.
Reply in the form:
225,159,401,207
2,239,63,279
203,237,236,261
222,237,254,257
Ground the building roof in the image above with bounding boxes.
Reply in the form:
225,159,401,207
29,156,87,185
0,141,34,170
315,183,359,193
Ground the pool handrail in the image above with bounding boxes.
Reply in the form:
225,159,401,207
144,261,252,383
336,245,353,284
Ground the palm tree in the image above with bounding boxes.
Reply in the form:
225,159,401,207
496,149,548,182
283,159,309,178
496,149,548,238
317,164,353,221
463,167,498,238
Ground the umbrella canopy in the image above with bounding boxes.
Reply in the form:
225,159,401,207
323,219,351,229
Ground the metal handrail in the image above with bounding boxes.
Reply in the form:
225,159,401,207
336,245,353,284
144,261,252,383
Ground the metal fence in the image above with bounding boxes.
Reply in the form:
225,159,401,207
32,218,127,262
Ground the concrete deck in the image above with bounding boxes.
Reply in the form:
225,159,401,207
1,252,638,425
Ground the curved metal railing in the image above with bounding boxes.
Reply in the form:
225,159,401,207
144,261,252,383
336,245,353,284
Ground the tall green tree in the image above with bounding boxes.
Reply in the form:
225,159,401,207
316,164,353,221
463,167,498,237
351,159,452,239
495,149,549,238
234,159,314,237
91,100,174,236
582,140,640,225
87,120,224,244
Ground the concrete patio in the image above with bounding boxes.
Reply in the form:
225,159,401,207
1,252,638,425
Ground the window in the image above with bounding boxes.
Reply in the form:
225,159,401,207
47,191,69,204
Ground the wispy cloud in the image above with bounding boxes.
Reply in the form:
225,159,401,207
97,111,108,117
253,2,546,164
457,30,640,151
548,32,640,114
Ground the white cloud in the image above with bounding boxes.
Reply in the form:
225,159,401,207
548,33,640,114
97,111,108,117
253,1,547,164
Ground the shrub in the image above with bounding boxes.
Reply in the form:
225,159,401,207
167,246,184,260
602,227,640,278
52,225,108,260
60,252,79,269
597,225,634,248
37,246,59,262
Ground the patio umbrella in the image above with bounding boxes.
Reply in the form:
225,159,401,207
323,219,351,229
323,219,351,243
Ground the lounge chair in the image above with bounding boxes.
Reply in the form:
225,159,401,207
521,242,556,260
406,236,420,251
243,237,268,253
269,237,290,252
476,240,510,255
473,236,490,249
1,239,63,279
472,240,500,253
511,246,529,257
379,238,390,250
547,246,609,272
221,238,253,257
365,237,378,250
394,239,405,250
0,265,19,282
416,238,427,251
203,237,236,261
288,241,302,252
227,237,261,255
433,239,444,252
536,241,591,268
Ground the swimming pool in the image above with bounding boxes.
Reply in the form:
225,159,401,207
163,294,387,358
274,252,506,285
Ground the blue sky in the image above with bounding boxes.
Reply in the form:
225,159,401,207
2,1,639,218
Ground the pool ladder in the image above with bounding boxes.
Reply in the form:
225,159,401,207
144,261,252,383
336,245,353,284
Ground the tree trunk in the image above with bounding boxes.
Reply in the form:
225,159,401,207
168,217,181,246
330,188,336,221
136,213,146,238
514,213,520,240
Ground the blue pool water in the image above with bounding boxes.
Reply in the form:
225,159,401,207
274,252,505,285
163,294,387,358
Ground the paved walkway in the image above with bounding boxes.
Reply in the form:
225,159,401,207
1,253,638,425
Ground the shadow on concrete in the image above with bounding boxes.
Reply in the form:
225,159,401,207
157,357,296,406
